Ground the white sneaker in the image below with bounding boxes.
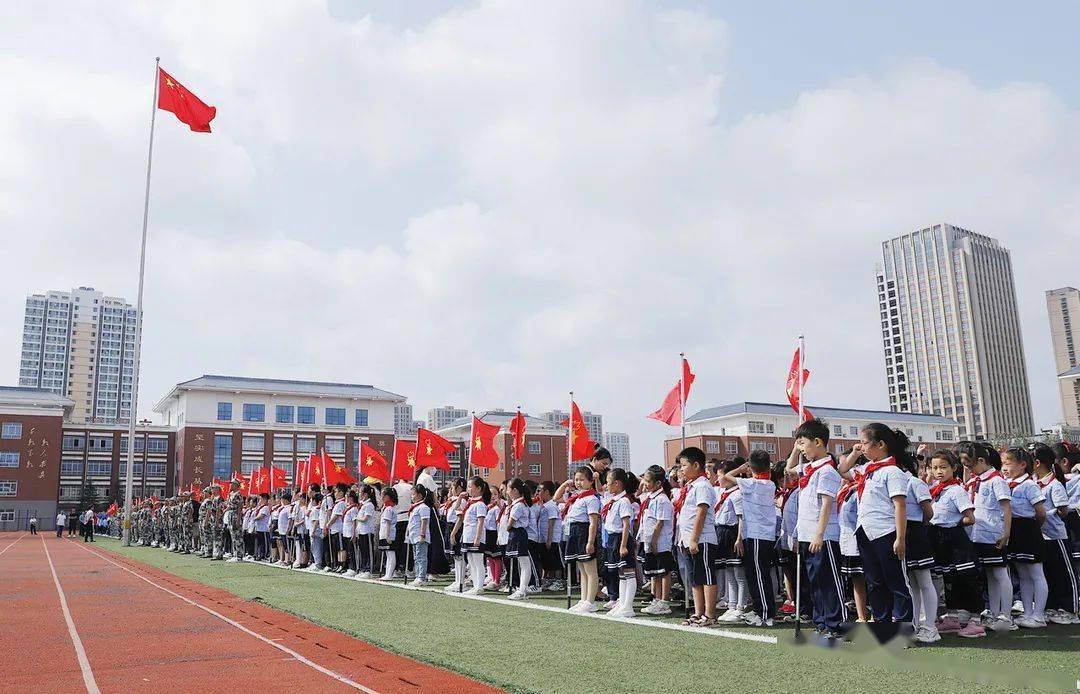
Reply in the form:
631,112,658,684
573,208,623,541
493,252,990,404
740,612,764,626
644,600,672,615
568,600,587,613
988,616,1018,631
357,572,372,579
484,581,498,590
407,578,428,587
1015,616,1047,629
526,585,542,594
602,600,618,611
223,552,231,558
291,561,302,569
717,598,729,611
465,586,485,596
580,601,598,613
608,602,635,619
344,570,357,578
1011,600,1023,615
226,557,240,563
717,608,744,623
508,589,528,601
914,625,941,643
444,582,461,593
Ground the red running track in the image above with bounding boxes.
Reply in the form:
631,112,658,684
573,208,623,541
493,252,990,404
0,534,502,694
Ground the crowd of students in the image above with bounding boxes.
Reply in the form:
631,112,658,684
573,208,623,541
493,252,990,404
124,419,1080,645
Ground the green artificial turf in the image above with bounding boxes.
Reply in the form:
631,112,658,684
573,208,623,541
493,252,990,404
98,538,1079,693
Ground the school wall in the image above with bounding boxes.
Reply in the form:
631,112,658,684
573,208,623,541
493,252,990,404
0,412,64,512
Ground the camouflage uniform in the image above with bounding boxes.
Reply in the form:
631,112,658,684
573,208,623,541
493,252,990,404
225,489,245,562
198,495,212,557
179,495,192,553
210,495,225,560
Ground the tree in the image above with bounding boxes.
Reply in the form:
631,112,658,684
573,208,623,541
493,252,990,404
77,484,99,512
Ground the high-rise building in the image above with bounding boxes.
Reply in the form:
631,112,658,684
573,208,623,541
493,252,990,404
394,403,418,437
877,224,1033,440
18,287,140,425
1046,287,1080,427
539,409,603,443
603,432,631,470
427,405,468,431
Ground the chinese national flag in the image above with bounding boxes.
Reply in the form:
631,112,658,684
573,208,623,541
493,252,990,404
189,483,202,502
307,454,325,486
359,442,391,483
648,357,695,426
470,416,501,469
157,67,216,133
322,451,356,487
786,347,814,422
391,440,418,482
561,401,596,462
214,478,231,499
509,411,527,460
267,466,287,493
416,428,455,472
247,468,263,495
106,503,118,516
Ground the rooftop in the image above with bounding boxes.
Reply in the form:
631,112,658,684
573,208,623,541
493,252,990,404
686,401,959,426
1059,366,1080,379
440,410,565,432
153,374,406,411
0,386,75,408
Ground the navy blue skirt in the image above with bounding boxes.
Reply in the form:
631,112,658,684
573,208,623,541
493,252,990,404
905,520,935,570
505,527,529,558
603,531,636,571
484,528,502,557
928,524,978,574
565,521,596,561
1007,516,1045,563
714,524,740,568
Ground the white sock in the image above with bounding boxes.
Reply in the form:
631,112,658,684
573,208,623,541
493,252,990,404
988,567,1012,618
724,568,737,608
620,576,637,611
1017,563,1048,619
733,565,749,610
907,569,936,628
454,557,465,585
383,550,396,579
469,553,485,589
518,557,532,593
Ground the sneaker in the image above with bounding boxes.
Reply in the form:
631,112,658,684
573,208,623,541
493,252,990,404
1015,616,1047,629
608,605,635,619
1011,600,1023,615
407,578,428,587
778,601,795,616
343,570,357,578
601,600,618,611
716,598,729,611
580,601,598,613
484,581,498,590
444,582,461,593
223,552,231,558
717,608,744,623
465,586,485,596
649,600,672,615
957,621,986,638
508,589,528,601
549,580,565,591
568,600,587,613
526,585,542,594
226,557,240,563
914,625,941,643
740,612,764,626
937,616,963,633
988,616,1018,632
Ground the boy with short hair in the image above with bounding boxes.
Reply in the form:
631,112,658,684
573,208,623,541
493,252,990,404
786,418,846,636
728,450,779,626
676,446,719,626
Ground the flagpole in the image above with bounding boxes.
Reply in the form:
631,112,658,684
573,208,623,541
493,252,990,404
566,391,575,609
795,334,804,638
514,405,522,479
567,391,574,481
468,411,475,481
123,57,159,547
679,352,686,451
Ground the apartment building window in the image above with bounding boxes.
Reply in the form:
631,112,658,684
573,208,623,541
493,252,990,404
147,438,167,454
749,441,766,451
60,460,82,475
89,436,113,452
240,461,261,475
87,461,111,476
0,481,17,496
832,425,843,437
0,509,14,522
724,441,738,455
848,426,858,437
529,464,541,475
120,437,145,453
243,404,265,422
63,435,85,450
242,435,264,453
705,441,720,454
835,443,845,455
355,409,368,427
296,438,316,454
1,422,22,439
0,452,19,468
324,439,345,454
528,441,541,455
273,437,293,454
326,408,346,426
146,463,166,477
59,484,80,500
276,405,294,424
766,442,777,454
217,402,232,421
298,407,315,425
748,421,773,434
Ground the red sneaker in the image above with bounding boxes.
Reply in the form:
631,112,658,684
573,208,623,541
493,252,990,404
779,601,795,615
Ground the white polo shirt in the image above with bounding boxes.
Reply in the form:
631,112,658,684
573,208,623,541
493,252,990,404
460,498,487,545
565,492,601,524
538,500,562,543
601,493,632,534
735,477,778,542
638,491,674,553
855,459,909,541
795,457,841,543
357,500,377,536
379,505,396,541
929,483,972,528
677,475,718,546
969,469,1011,544
342,504,358,538
905,476,932,523
277,504,292,536
1038,475,1069,541
407,503,431,543
1007,475,1045,519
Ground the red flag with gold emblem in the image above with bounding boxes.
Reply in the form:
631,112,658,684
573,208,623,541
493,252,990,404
509,411,527,460
416,428,454,472
561,401,595,461
391,440,418,482
322,451,356,487
470,416,501,469
358,442,392,483
157,67,216,133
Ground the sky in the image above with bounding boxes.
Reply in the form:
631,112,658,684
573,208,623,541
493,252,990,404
2,1,1079,472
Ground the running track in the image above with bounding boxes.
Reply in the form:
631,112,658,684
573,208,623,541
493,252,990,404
0,533,501,694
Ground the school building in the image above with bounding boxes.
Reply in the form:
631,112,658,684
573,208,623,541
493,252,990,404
663,401,961,466
436,410,572,486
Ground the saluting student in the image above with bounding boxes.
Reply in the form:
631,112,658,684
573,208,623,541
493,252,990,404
505,478,534,601
730,450,779,627
378,488,401,581
903,453,937,643
927,450,983,638
459,476,491,595
712,460,744,623
341,490,359,577
557,467,602,613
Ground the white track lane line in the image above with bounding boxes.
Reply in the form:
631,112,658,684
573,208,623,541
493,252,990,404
42,537,101,694
70,541,381,694
252,552,777,644
0,533,25,557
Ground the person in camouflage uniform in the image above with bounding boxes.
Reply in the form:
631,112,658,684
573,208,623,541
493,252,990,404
225,480,245,563
180,492,193,554
199,489,213,557
210,488,226,560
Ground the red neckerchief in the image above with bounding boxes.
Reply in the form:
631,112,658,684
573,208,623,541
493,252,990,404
487,500,501,512
799,458,836,489
714,486,737,513
1007,474,1029,491
1036,473,1055,490
601,493,625,521
383,498,396,509
835,475,860,507
964,469,1002,501
442,492,466,515
779,481,798,508
459,496,484,519
856,457,896,499
675,474,704,517
561,489,597,519
753,472,772,480
929,478,960,501
408,501,426,515
506,499,525,526
636,491,654,524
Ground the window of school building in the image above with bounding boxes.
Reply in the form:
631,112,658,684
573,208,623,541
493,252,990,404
0,452,19,468
528,441,541,454
1,422,22,439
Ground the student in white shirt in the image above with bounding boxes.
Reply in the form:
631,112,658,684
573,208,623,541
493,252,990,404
277,492,294,566
555,466,601,612
254,494,271,561
327,487,347,574
960,442,1014,630
458,476,491,595
483,487,504,590
786,418,846,636
55,511,66,538
601,469,637,618
443,478,468,593
355,485,377,579
711,461,744,622
306,492,325,570
537,482,564,591
377,488,401,581
1002,448,1049,628
926,450,982,637
676,446,719,627
852,424,914,629
728,450,779,627
638,465,676,615
1031,443,1079,623
505,478,534,600
406,486,432,586
341,490,360,577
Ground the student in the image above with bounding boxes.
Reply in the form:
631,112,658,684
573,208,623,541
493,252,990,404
325,487,346,573
538,482,564,590
484,487,504,590
524,480,544,593
341,490,360,577
1002,447,1049,628
729,450,779,627
853,424,913,628
836,461,867,623
901,453,937,643
277,491,294,566
713,460,745,623
459,477,491,595
926,450,984,638
505,478,534,600
638,465,676,615
676,446,719,627
292,494,308,568
601,468,637,618
786,419,846,636
356,485,377,579
254,493,271,561
377,488,401,580
444,478,467,593
406,486,432,587
958,441,1013,630
307,492,325,570
558,467,601,612
775,468,805,620
1030,444,1079,623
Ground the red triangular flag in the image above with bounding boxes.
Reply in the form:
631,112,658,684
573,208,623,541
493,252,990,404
470,416,501,469
416,428,455,472
509,412,527,460
359,442,392,483
786,347,814,422
157,67,216,133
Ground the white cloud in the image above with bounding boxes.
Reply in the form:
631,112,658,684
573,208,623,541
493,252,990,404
1,1,1077,471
